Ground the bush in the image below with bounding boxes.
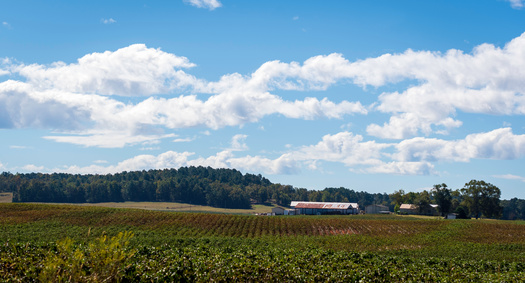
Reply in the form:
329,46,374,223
39,231,136,282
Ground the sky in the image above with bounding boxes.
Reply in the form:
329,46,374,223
1,0,525,199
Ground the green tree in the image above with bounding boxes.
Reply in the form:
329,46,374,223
431,183,452,217
389,190,405,206
415,190,432,215
461,180,502,219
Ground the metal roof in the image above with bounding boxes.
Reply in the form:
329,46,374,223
400,204,417,210
290,201,358,209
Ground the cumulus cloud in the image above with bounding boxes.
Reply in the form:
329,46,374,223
17,126,525,176
394,128,525,163
4,33,525,148
0,79,365,146
184,0,222,10
291,131,389,166
9,44,197,96
1,44,368,147
360,35,525,138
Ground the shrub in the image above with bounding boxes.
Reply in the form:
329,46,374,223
39,231,136,282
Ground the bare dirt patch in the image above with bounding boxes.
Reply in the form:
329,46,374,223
0,193,13,203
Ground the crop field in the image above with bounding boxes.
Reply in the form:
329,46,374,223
1,203,525,282
17,200,281,214
0,193,12,203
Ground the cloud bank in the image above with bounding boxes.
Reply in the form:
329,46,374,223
3,33,525,178
21,127,525,176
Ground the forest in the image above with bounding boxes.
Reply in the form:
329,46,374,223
0,166,524,220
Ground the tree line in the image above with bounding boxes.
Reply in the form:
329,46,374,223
390,181,502,219
0,167,389,210
0,167,524,219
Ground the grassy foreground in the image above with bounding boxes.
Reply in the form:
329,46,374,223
1,203,524,282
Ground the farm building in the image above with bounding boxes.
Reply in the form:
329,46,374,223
272,207,285,215
365,204,390,214
445,213,457,219
290,201,359,215
399,204,440,216
399,204,418,214
271,207,298,215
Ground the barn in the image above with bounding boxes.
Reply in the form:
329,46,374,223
290,201,359,215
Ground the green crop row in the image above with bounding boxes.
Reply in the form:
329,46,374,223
1,203,525,281
1,237,524,282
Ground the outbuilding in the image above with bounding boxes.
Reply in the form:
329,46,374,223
290,201,359,215
445,213,457,219
365,204,390,214
272,207,285,215
399,204,418,214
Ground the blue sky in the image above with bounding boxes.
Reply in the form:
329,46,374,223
2,0,525,199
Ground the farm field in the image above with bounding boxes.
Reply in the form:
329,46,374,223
38,201,279,215
1,203,525,282
0,193,12,203
0,193,282,214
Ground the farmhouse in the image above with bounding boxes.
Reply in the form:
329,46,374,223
290,201,359,215
399,204,418,214
365,204,390,214
399,204,440,216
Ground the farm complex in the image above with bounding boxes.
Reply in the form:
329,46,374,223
290,201,360,215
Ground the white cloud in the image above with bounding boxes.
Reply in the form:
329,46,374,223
9,145,28,149
58,151,195,174
2,22,10,29
394,128,525,163
506,0,524,9
22,126,525,176
228,153,301,175
0,161,5,171
44,132,177,148
360,34,525,138
365,161,435,175
493,174,525,182
101,18,116,24
5,33,525,148
292,131,389,166
22,164,45,172
1,45,366,147
230,134,248,151
173,137,195,143
9,44,197,96
184,0,222,10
